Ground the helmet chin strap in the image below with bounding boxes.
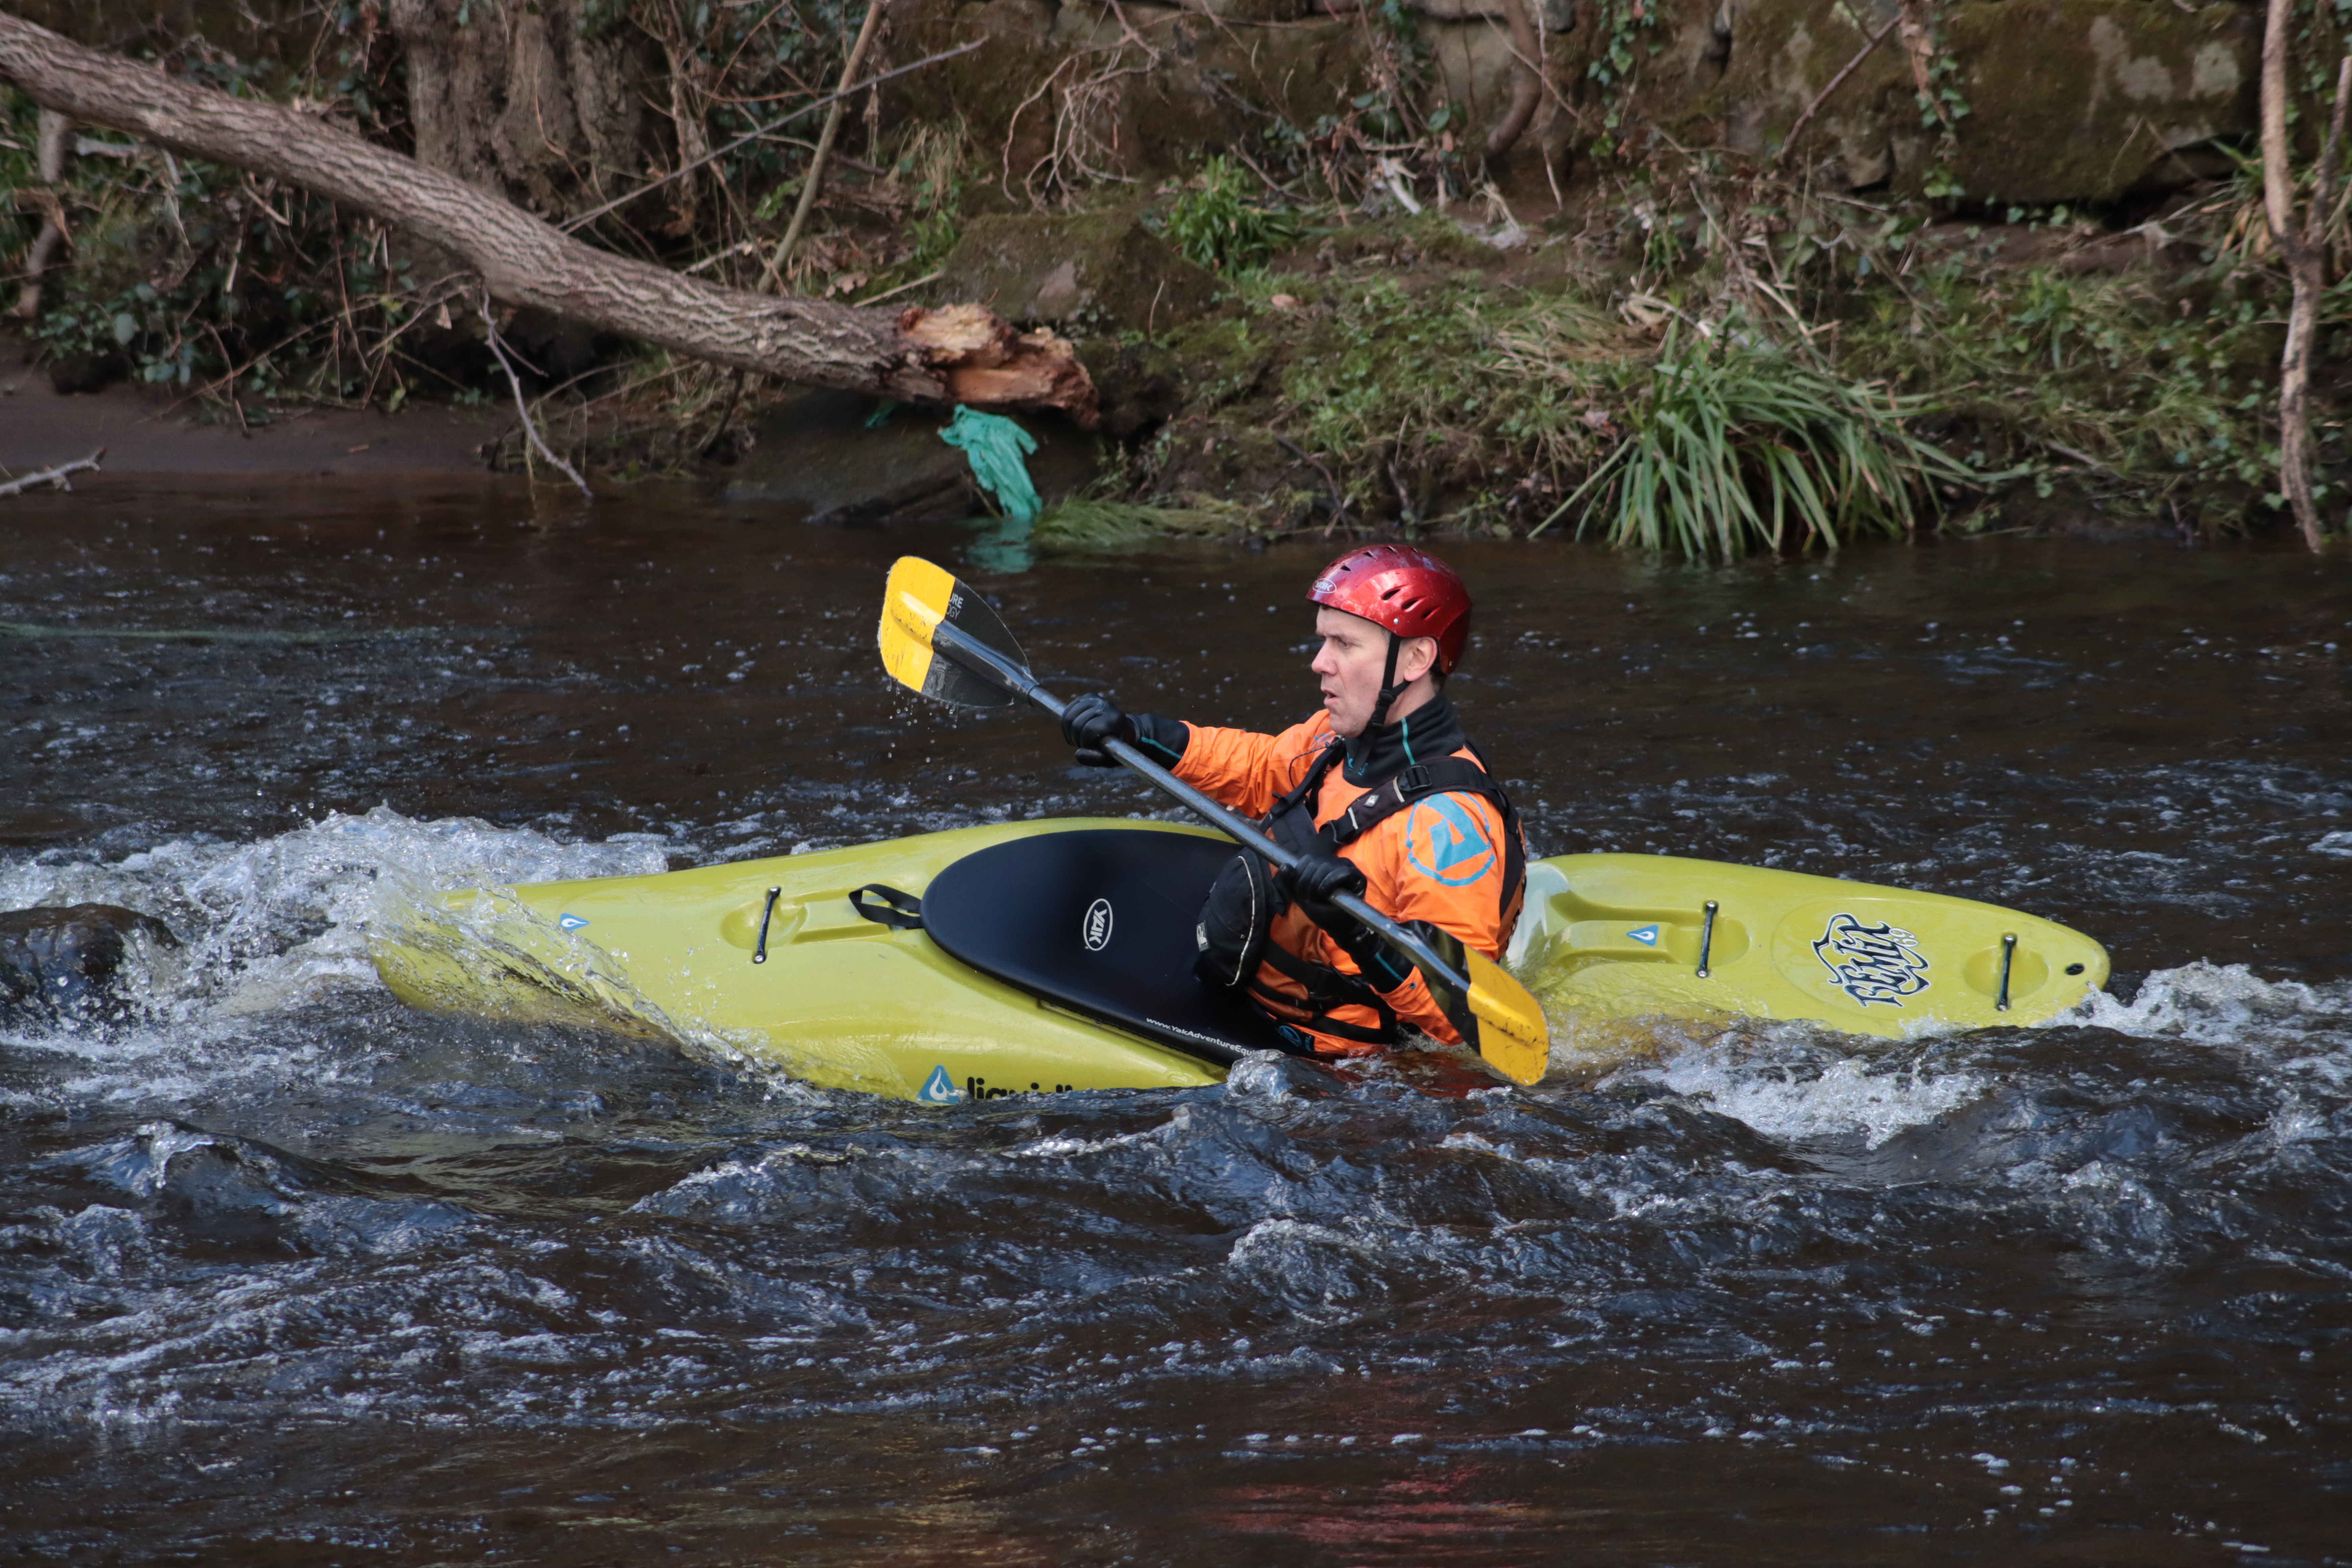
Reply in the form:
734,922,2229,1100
1366,631,1405,735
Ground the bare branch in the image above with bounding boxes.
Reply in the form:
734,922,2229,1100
0,449,104,499
1778,16,1902,169
481,295,594,501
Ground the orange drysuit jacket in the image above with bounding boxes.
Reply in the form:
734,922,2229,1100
1174,709,1521,1055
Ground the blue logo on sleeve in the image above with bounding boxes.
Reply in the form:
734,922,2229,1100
557,913,590,932
1627,925,1660,947
1404,796,1498,886
918,1065,965,1104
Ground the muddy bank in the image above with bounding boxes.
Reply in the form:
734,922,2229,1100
0,332,497,483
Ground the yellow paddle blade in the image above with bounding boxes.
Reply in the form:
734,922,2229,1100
879,555,954,696
878,556,1020,708
1464,948,1550,1085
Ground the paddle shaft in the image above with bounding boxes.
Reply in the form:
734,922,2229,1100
930,620,1477,999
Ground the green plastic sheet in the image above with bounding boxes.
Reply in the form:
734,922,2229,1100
939,406,1041,526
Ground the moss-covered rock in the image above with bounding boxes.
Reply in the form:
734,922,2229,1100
938,211,1217,335
1725,0,2258,203
1946,0,2258,203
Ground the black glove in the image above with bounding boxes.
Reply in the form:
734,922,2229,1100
1060,693,1135,768
1287,851,1366,916
1060,695,1191,769
1285,853,1414,994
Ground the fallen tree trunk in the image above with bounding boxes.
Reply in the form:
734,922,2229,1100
0,13,1096,424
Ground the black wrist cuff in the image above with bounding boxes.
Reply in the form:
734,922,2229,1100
1131,714,1191,765
1352,937,1414,994
1312,912,1411,995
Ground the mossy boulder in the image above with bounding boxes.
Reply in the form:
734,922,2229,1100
1946,0,2258,203
885,0,1382,181
939,211,1218,335
1724,0,2258,203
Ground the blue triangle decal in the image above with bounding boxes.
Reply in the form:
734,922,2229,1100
557,913,590,932
1627,925,1660,947
1430,819,1485,871
918,1065,964,1104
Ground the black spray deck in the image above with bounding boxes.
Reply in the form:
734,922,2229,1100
918,829,1301,1067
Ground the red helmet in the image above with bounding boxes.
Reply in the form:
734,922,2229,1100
1308,545,1473,673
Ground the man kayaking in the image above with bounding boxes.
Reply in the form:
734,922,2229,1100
1059,545,1525,1057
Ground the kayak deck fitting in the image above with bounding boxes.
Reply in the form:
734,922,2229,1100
369,819,2111,1103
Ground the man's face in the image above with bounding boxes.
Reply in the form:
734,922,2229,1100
1312,607,1434,738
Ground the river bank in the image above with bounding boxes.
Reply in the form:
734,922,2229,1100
3,1,2341,552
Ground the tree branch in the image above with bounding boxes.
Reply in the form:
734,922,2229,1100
481,294,594,500
765,0,887,290
2261,0,2330,550
1778,16,1902,169
0,449,104,498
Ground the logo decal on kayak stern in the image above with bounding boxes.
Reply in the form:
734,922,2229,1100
557,913,590,932
1082,898,1114,951
918,1065,964,1104
1812,913,1930,1007
1405,796,1496,886
1627,924,1660,947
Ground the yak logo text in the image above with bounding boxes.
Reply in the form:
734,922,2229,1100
1082,898,1114,951
1811,914,1930,1007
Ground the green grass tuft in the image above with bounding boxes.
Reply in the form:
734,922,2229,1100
1533,323,1982,557
1161,156,1301,274
1031,498,1255,550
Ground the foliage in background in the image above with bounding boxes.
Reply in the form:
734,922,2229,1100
1582,0,1666,161
2,1,2341,547
0,2,985,465
1120,149,2326,553
1535,321,1978,555
1159,157,1301,273
3,87,437,415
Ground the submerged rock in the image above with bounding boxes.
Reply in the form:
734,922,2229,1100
722,387,1098,522
0,903,179,1025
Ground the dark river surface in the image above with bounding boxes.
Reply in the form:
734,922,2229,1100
3,480,2350,1564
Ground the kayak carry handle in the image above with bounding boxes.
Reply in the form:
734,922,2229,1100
1996,932,2017,1011
753,886,781,964
1697,900,1718,978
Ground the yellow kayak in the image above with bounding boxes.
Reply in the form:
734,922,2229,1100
369,820,2110,1102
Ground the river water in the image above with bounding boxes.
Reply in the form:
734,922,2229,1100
3,481,2349,1563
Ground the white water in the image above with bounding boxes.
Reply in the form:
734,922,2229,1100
0,808,672,1108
